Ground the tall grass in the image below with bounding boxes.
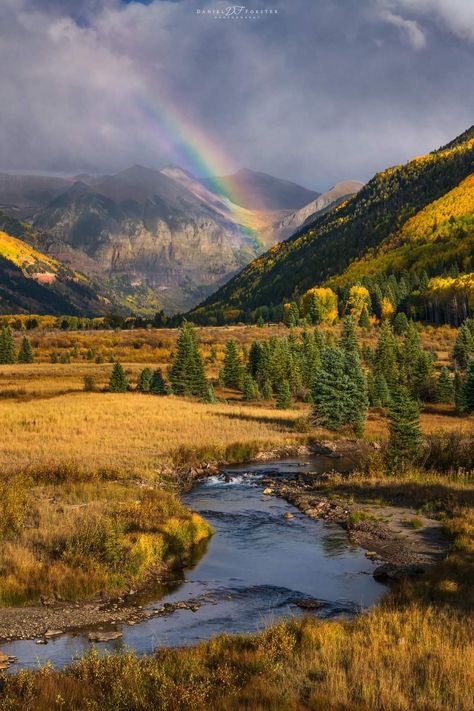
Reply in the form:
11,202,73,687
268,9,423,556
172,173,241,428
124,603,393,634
0,480,212,605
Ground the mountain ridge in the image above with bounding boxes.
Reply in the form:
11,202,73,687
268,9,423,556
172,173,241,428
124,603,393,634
188,127,474,323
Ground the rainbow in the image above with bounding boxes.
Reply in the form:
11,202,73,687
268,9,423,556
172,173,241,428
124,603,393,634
135,81,266,248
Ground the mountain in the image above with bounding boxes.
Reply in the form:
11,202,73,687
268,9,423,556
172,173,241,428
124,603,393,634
268,180,364,242
0,165,356,315
0,215,109,316
188,126,474,324
201,168,319,211
31,165,266,313
0,173,72,218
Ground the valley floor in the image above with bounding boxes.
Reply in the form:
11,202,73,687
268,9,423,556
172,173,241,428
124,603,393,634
0,324,472,710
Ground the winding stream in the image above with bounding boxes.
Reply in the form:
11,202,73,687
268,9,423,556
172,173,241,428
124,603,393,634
4,458,385,671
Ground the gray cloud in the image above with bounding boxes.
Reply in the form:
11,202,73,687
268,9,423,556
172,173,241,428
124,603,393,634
0,0,473,190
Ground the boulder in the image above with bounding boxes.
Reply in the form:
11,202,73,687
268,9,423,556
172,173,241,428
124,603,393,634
88,630,123,643
44,629,63,638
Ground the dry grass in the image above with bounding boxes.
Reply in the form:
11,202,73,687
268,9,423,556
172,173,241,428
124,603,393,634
0,384,304,477
0,477,211,605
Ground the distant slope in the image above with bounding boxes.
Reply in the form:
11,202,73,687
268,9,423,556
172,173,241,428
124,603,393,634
0,225,109,316
189,127,474,323
269,180,364,242
201,168,319,211
0,172,71,218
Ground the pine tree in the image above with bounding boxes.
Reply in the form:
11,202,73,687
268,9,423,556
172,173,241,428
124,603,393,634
436,367,454,404
387,386,422,470
169,322,208,397
411,351,435,401
393,312,409,335
221,340,243,389
462,360,474,412
256,315,265,328
137,367,153,392
453,322,474,369
0,327,17,364
276,379,292,409
109,362,129,392
313,347,348,431
150,369,166,395
17,336,34,363
243,373,260,401
454,370,465,412
301,329,321,389
370,372,391,408
340,316,368,436
374,321,398,389
202,383,218,403
359,304,371,329
262,379,273,400
247,341,265,383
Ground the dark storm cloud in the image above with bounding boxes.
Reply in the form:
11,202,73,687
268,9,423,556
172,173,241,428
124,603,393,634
0,0,473,190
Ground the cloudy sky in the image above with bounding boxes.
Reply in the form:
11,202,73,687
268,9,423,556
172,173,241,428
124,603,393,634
0,0,473,191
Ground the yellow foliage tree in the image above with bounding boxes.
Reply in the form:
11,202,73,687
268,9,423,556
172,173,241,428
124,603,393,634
345,285,370,321
301,287,338,324
381,297,395,320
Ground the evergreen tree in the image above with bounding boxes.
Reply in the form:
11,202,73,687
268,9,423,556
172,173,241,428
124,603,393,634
373,321,398,389
137,367,153,393
276,379,292,409
359,304,371,328
0,327,17,364
370,372,391,408
454,370,465,412
436,367,454,404
313,347,348,430
247,341,265,383
301,329,321,389
393,312,409,335
411,351,435,401
453,322,474,369
261,379,273,400
150,369,166,395
221,340,244,389
256,315,265,328
387,386,422,469
109,362,129,392
243,374,260,401
340,316,368,436
169,322,208,397
17,335,34,363
202,383,218,403
462,359,474,412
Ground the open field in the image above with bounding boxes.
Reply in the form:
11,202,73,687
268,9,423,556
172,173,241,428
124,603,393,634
0,361,472,476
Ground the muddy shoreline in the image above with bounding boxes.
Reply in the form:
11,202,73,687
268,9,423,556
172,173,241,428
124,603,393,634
0,438,448,648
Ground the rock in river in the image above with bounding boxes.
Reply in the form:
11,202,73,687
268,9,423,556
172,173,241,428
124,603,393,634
88,630,123,643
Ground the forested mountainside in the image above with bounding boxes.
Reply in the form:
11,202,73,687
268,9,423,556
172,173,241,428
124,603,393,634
189,126,474,326
0,216,109,316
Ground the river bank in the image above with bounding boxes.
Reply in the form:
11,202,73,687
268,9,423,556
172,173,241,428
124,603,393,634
0,438,448,647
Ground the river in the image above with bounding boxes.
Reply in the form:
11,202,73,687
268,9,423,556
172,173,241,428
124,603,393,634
4,457,385,671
